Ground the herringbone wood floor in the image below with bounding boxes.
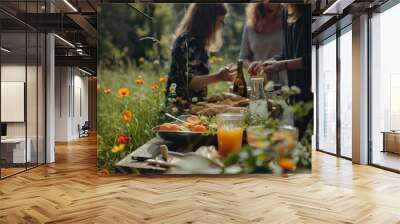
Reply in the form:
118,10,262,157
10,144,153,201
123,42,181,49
1,136,400,224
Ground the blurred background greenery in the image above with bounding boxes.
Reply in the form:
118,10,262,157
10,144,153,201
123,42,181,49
98,3,246,70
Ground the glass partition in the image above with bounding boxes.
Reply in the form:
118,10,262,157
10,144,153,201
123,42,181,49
1,31,28,177
0,1,46,179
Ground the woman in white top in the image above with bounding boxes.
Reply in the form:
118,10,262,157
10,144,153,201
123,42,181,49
239,2,286,85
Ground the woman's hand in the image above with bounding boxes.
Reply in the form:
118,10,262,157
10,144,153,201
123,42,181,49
248,61,263,76
217,65,236,82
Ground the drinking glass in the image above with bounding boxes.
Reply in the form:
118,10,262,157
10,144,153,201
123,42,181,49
216,113,244,156
246,126,271,149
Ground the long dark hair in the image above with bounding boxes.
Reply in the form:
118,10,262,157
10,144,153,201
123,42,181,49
174,3,228,51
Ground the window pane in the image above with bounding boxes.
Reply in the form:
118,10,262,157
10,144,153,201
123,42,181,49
371,4,400,171
318,37,337,154
340,29,352,158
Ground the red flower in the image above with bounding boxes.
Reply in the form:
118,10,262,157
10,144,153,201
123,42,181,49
117,135,130,144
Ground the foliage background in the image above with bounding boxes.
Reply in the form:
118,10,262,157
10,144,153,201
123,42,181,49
98,3,246,69
97,3,248,172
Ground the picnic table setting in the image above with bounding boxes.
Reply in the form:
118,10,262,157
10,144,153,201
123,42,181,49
116,77,312,175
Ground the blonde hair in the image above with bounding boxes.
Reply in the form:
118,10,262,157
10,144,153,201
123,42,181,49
246,2,281,33
174,3,228,52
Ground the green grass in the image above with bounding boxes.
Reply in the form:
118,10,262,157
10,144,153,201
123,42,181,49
97,64,167,172
97,57,239,173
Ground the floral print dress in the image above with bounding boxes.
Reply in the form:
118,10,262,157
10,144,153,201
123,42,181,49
166,32,210,110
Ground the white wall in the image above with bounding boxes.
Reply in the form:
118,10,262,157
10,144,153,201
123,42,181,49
55,67,89,141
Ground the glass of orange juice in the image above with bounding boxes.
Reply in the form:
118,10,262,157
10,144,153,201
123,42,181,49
216,113,244,157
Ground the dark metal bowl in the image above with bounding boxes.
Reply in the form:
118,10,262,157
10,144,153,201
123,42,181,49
153,115,217,152
154,127,217,152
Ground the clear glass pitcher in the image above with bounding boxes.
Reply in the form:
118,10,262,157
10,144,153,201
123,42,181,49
249,78,268,120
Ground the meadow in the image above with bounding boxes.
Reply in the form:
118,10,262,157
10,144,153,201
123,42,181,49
97,58,232,173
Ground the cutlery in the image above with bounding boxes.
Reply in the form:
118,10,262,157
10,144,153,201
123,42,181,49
165,113,190,125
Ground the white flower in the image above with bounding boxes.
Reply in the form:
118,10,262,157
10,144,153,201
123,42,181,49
170,83,177,89
171,107,179,114
169,83,177,96
191,97,198,103
291,86,301,95
167,98,176,103
282,86,290,94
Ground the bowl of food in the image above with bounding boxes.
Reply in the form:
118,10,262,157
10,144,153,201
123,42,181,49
154,115,217,151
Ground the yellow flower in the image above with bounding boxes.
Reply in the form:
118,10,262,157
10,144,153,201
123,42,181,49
104,88,112,94
118,87,129,97
135,79,144,85
151,84,159,91
97,83,101,89
159,76,167,83
217,57,224,62
112,144,125,153
278,158,296,171
139,57,145,63
160,88,167,93
122,110,133,123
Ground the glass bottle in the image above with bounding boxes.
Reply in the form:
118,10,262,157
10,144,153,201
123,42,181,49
233,59,248,98
249,77,268,120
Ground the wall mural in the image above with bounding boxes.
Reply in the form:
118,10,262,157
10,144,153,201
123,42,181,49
97,2,313,175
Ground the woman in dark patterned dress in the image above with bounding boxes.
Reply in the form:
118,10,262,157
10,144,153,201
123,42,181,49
166,3,236,111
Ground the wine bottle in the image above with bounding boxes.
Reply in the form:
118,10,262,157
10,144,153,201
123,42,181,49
233,59,248,98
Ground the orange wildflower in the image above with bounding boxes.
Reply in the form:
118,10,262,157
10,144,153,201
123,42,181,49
151,84,159,91
135,79,144,85
104,88,112,94
99,169,110,177
122,110,133,123
159,76,167,83
118,87,129,97
278,158,296,171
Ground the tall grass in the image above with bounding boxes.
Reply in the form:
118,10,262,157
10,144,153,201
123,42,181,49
97,64,167,172
97,57,237,172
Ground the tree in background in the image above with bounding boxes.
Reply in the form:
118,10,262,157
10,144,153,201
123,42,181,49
98,3,178,68
98,3,247,69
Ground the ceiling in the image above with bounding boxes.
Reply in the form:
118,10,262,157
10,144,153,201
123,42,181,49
1,0,393,75
0,0,99,74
